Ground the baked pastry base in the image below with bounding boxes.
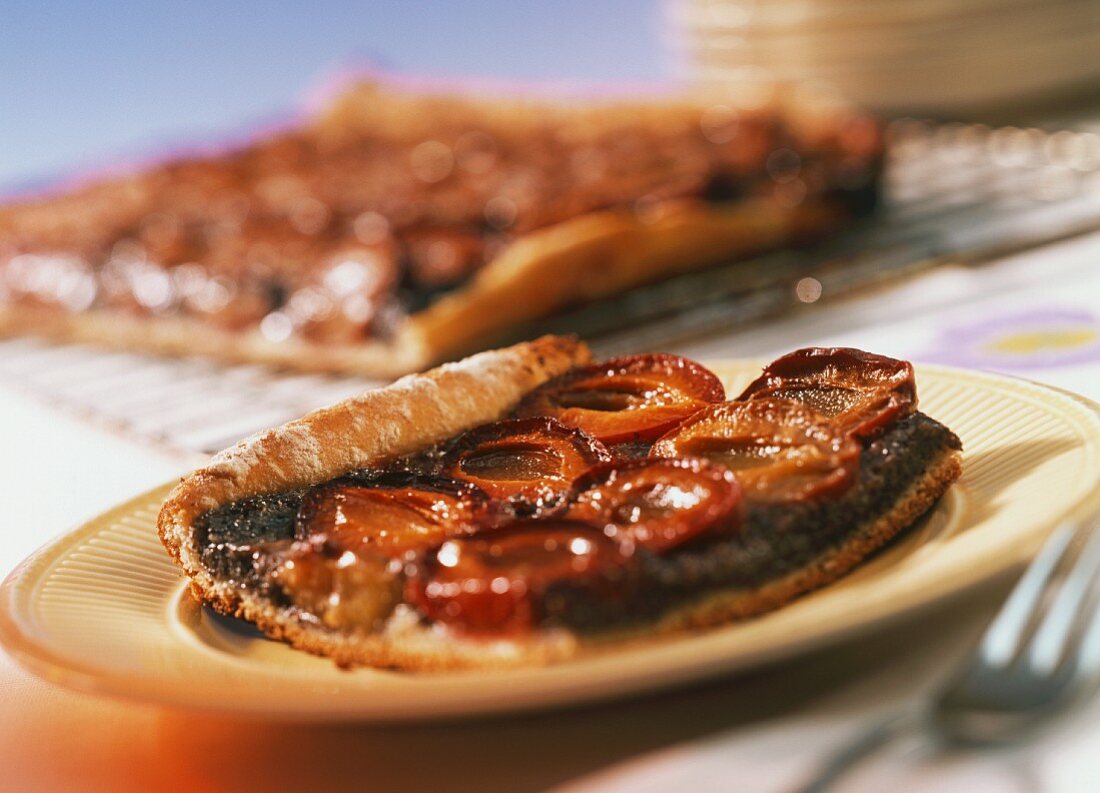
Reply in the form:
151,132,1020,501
182,447,961,671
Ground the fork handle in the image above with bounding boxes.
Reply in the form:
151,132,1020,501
791,710,921,793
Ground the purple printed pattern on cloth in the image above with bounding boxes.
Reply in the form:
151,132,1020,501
923,308,1100,371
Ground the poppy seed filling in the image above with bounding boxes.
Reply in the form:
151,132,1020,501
193,411,960,632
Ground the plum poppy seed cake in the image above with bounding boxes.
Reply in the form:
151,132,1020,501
0,82,882,376
157,336,962,669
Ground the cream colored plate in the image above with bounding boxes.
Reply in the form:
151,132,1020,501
3,362,1100,721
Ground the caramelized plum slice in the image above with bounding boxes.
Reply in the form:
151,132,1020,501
567,458,742,553
296,472,487,559
514,354,725,445
407,519,629,634
651,400,860,503
737,347,915,439
277,538,402,631
439,417,611,511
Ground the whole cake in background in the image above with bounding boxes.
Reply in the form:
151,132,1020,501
0,80,882,375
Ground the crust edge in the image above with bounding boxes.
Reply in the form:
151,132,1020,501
156,335,590,592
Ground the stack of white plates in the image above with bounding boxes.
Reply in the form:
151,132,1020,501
669,0,1100,116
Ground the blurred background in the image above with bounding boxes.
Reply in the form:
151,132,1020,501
3,0,664,192
3,0,1100,455
6,0,1100,193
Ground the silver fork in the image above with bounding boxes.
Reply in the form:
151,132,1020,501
794,511,1100,793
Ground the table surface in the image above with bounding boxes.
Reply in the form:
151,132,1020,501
3,232,1100,792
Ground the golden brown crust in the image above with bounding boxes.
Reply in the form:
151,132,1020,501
0,199,835,376
0,303,429,378
157,335,589,574
313,80,863,149
408,198,840,362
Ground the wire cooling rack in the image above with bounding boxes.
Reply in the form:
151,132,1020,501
0,337,380,455
2,119,1100,455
